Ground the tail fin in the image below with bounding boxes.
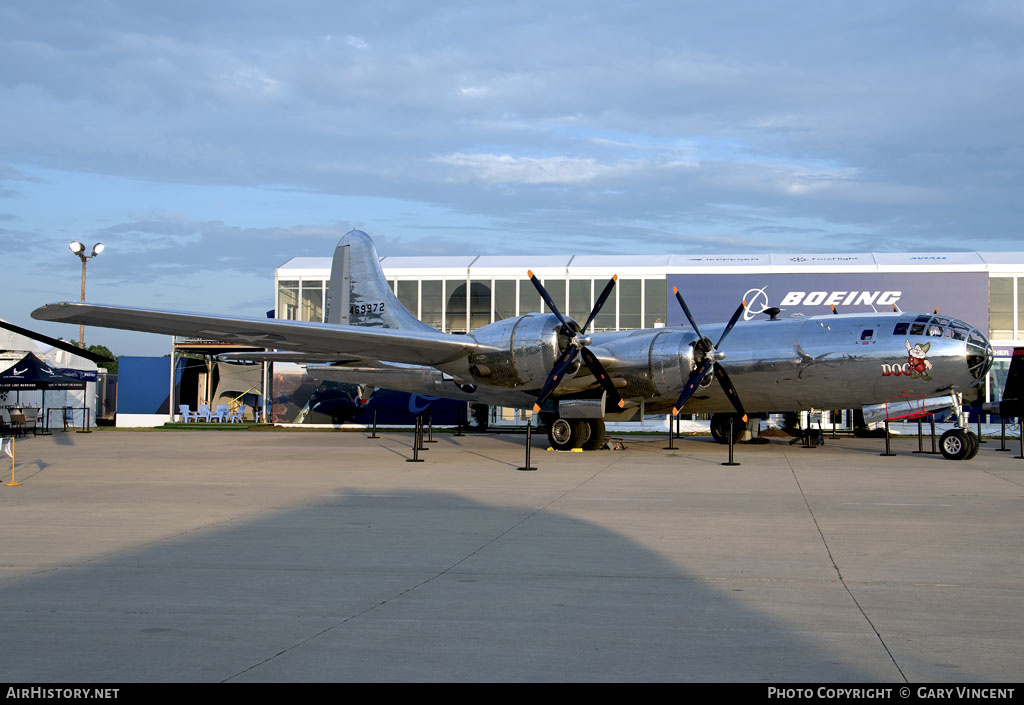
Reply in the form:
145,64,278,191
1002,348,1024,402
325,230,436,333
984,347,1024,416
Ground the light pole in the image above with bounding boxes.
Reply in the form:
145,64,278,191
68,241,104,348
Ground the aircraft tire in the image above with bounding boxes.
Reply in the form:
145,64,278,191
547,417,587,451
939,429,971,460
581,419,606,451
965,431,980,460
710,413,738,444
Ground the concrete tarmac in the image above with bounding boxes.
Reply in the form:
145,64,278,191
1,428,1022,683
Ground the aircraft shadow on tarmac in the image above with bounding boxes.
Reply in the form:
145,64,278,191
0,481,972,684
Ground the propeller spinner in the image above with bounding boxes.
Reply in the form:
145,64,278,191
528,271,625,414
671,286,748,422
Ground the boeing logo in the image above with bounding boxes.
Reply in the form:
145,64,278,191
741,287,903,319
780,290,902,307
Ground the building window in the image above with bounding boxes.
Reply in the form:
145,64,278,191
300,280,324,322
422,280,443,330
493,280,516,320
545,279,566,316
519,279,541,314
594,278,617,331
645,279,667,328
990,277,1014,339
470,280,491,330
278,280,299,320
397,280,419,318
619,279,642,329
569,279,591,322
446,281,468,333
1017,278,1024,339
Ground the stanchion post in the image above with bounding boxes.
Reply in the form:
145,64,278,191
929,414,938,454
407,417,424,463
998,416,1010,451
913,418,924,453
880,419,896,456
425,413,436,443
416,415,428,451
4,437,19,487
977,415,986,444
722,417,740,466
367,409,379,439
454,406,465,437
663,415,676,450
1016,418,1024,461
518,420,537,471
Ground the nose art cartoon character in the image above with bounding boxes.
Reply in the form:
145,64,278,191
905,340,933,381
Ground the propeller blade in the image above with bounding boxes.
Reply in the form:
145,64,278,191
672,286,705,341
580,275,618,334
713,364,747,422
531,347,580,413
672,359,713,416
714,299,747,349
528,270,571,329
580,347,625,409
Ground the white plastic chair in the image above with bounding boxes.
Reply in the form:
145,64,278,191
227,405,245,423
196,404,212,422
210,404,229,423
178,404,199,423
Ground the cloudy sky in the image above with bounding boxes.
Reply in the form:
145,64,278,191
2,1,1023,355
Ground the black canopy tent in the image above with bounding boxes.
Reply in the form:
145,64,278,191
0,353,87,433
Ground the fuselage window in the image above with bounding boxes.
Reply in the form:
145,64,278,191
893,322,909,335
861,329,874,341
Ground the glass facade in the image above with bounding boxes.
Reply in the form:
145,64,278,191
422,280,443,330
470,280,491,329
301,281,324,323
493,280,516,320
278,280,299,320
619,279,642,329
990,277,1014,340
397,280,418,318
644,279,667,328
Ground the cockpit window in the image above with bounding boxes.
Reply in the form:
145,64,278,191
927,325,943,336
893,322,909,335
915,315,931,323
931,316,950,327
910,323,925,335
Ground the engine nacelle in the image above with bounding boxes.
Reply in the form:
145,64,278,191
462,313,567,388
461,317,700,403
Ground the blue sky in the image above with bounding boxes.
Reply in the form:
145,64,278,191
2,1,1023,355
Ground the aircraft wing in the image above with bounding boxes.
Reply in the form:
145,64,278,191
32,302,497,366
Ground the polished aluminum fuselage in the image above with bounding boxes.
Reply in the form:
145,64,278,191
312,310,989,416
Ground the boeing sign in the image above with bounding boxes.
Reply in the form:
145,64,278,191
666,272,988,328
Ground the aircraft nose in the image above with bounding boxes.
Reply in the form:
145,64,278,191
966,328,993,381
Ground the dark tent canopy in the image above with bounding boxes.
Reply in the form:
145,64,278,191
0,353,86,391
1,353,88,433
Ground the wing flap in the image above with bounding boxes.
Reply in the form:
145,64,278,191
32,302,494,366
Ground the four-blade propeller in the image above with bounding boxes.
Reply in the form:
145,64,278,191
528,271,625,414
671,286,748,422
527,273,749,423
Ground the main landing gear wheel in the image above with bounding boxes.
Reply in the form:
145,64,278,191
965,431,980,460
710,413,743,444
939,429,971,460
547,417,586,451
581,419,606,451
545,417,606,451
